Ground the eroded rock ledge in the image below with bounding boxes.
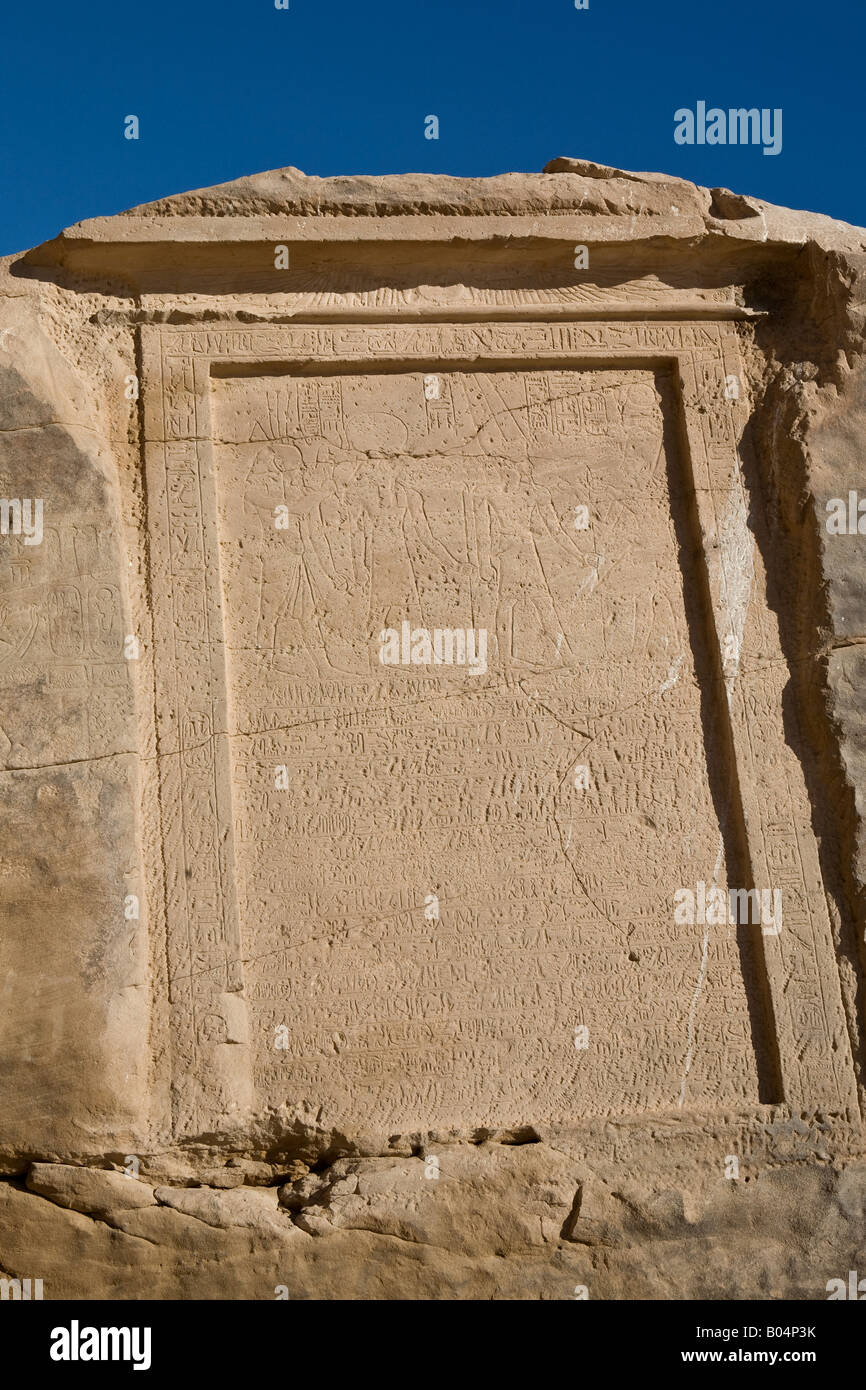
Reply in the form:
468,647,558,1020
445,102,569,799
2,1145,864,1299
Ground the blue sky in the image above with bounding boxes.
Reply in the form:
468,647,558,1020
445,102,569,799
1,0,862,254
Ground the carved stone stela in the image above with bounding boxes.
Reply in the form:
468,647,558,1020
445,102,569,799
5,161,866,1298
140,321,857,1138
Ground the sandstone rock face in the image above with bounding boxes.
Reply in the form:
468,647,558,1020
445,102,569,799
1,160,866,1299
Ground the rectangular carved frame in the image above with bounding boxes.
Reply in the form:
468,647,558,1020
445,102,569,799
140,317,859,1140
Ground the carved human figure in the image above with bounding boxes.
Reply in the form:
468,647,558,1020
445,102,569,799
243,444,340,675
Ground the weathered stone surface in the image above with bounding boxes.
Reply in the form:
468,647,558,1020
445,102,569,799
26,1164,157,1220
2,1145,866,1299
1,158,866,1298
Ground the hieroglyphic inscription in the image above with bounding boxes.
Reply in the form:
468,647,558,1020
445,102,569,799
143,366,250,1136
140,320,859,1137
212,366,766,1129
179,320,731,363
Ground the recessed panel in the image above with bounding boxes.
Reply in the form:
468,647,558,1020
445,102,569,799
209,366,767,1131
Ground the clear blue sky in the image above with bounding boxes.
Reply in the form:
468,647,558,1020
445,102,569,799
1,0,863,254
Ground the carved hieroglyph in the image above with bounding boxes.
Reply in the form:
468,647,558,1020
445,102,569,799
140,320,857,1138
